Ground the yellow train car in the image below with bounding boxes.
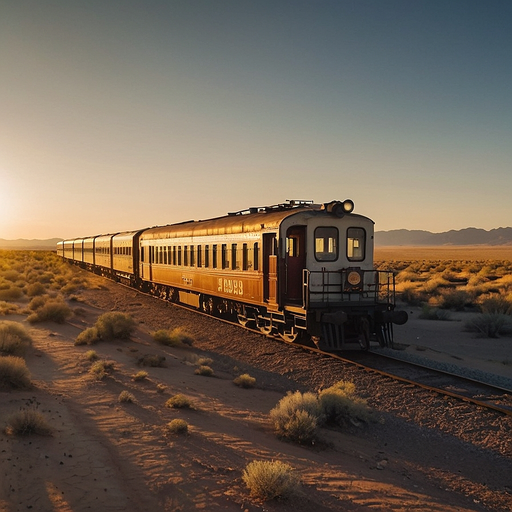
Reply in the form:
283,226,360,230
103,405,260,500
59,200,407,350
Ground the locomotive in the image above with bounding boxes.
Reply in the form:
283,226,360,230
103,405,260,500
57,199,407,350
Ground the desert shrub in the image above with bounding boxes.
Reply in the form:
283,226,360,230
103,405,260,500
152,327,194,347
194,365,214,376
84,350,98,361
242,460,300,501
2,270,20,282
0,301,20,315
418,306,452,321
89,360,115,379
270,391,321,444
233,373,256,388
28,295,47,311
95,312,135,340
398,283,426,306
27,299,73,323
318,381,372,426
26,282,46,297
138,354,166,367
0,321,32,356
165,393,193,409
423,276,450,294
118,390,136,403
36,271,55,284
479,295,512,315
0,356,31,389
4,410,52,436
0,286,24,301
75,327,101,345
464,313,512,338
132,370,148,381
437,289,473,310
166,419,188,435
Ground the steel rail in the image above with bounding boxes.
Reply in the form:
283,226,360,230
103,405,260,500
89,274,512,418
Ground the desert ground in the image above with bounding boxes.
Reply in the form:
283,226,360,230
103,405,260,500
1,255,511,512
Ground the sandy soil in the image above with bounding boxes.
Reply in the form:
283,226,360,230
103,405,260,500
1,274,511,512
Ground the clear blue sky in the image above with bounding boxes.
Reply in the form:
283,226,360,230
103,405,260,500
1,0,511,239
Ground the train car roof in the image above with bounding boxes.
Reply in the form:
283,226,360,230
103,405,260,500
139,200,371,240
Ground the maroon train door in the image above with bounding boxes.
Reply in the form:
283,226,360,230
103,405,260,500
263,233,277,304
285,226,306,302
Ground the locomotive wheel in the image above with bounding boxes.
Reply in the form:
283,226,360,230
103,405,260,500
278,326,301,344
237,314,249,327
257,318,273,335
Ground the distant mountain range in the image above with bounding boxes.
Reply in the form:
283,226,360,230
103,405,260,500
375,227,512,246
1,227,512,250
0,238,62,250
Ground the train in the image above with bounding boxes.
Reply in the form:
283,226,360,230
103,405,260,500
57,199,407,351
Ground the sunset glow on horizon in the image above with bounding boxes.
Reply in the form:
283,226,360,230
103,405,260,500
1,1,511,240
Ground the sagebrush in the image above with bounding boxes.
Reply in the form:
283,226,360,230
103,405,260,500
242,460,300,501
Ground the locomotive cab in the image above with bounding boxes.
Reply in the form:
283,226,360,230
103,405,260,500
272,200,407,350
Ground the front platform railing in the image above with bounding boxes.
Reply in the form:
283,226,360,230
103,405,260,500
303,269,396,309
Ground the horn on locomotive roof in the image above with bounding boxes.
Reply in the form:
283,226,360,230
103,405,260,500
323,199,355,217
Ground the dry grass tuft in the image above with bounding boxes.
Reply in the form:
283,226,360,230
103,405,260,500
75,327,100,345
27,298,73,324
138,354,166,367
118,390,136,403
89,360,115,380
165,394,193,409
84,350,99,361
242,460,300,501
152,327,194,347
132,370,148,381
318,380,373,426
166,419,188,435
0,356,32,389
5,409,52,436
194,365,214,377
0,321,32,356
95,312,135,340
270,391,320,444
233,373,256,388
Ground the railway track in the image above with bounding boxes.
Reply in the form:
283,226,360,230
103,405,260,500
110,278,512,417
319,349,512,417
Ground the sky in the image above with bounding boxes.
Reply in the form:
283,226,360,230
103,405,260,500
1,0,511,240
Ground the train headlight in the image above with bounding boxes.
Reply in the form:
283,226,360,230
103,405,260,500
325,199,355,217
342,199,354,214
347,270,361,286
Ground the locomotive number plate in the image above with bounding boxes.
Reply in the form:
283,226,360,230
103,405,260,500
218,278,244,296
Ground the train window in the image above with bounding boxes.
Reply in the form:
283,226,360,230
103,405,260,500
172,246,176,265
184,246,188,266
141,247,145,262
287,237,299,257
231,244,237,270
205,245,210,267
197,246,202,267
315,227,338,262
190,246,195,267
222,244,229,269
253,242,259,271
242,243,248,270
212,245,217,268
178,246,182,266
347,227,366,261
